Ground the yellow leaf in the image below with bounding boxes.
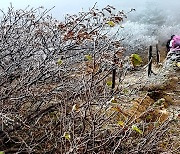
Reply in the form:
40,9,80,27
117,121,124,127
130,54,142,67
132,125,143,135
154,122,159,127
107,21,115,27
72,104,79,112
49,111,58,117
63,132,71,140
106,81,112,87
176,62,180,67
57,59,63,65
111,106,122,113
146,114,152,120
85,54,92,61
110,97,118,104
49,111,59,121
154,98,165,107
111,99,117,104
123,89,129,94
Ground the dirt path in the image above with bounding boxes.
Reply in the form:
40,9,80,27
120,52,180,153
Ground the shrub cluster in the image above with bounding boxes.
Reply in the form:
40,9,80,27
0,5,173,153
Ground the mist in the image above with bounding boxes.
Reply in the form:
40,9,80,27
1,0,180,54
117,0,180,54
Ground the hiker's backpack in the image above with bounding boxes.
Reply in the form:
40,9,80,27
171,35,180,49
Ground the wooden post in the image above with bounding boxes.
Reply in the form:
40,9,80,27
156,44,160,64
148,45,152,76
112,54,116,90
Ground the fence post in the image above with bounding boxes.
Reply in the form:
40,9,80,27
148,45,152,76
112,54,116,90
156,44,160,64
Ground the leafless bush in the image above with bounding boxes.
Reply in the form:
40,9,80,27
0,5,172,153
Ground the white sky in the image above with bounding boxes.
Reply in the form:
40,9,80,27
0,0,179,20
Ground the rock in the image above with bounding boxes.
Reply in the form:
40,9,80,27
141,76,179,91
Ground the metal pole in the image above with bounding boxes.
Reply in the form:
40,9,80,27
112,54,116,90
148,45,152,76
156,44,160,64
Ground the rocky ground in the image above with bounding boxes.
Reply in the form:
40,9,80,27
120,49,180,153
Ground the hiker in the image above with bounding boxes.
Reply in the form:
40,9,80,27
166,35,180,52
166,35,175,52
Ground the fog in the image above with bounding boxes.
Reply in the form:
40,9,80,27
1,0,180,54
0,0,145,19
1,0,179,19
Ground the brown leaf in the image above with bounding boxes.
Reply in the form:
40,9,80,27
114,16,123,23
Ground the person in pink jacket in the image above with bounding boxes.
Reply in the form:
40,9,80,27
166,35,180,52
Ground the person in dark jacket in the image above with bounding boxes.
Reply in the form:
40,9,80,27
166,35,175,52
